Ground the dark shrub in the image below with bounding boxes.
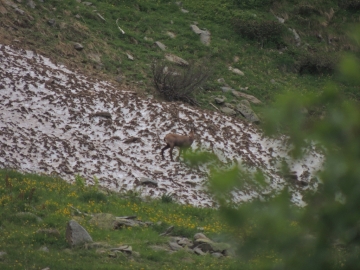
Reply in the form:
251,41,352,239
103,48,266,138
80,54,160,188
339,0,360,10
233,0,275,8
152,61,211,106
233,19,285,47
296,53,338,75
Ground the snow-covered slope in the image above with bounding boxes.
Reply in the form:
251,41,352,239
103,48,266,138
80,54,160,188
0,44,323,207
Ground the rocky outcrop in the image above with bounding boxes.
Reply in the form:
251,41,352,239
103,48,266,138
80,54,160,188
65,220,93,247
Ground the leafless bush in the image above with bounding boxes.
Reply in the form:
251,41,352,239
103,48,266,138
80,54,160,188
151,60,211,106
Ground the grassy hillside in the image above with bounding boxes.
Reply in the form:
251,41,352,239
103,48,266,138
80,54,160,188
0,169,241,269
1,0,359,111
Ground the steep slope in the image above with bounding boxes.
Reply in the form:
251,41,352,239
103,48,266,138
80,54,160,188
0,44,323,206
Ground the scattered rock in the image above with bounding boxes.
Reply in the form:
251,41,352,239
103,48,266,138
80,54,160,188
65,220,93,247
168,241,183,251
110,245,133,255
220,86,234,93
155,41,166,51
214,96,226,104
27,0,35,9
212,252,223,258
123,137,142,144
0,251,7,260
235,100,260,124
39,246,49,252
73,43,84,51
166,31,176,39
82,1,92,6
47,19,56,26
190,25,211,45
139,177,158,186
165,53,189,66
200,30,211,46
193,247,206,255
144,36,153,42
190,24,203,34
289,28,301,46
229,66,244,76
126,53,134,61
194,233,210,241
231,90,262,104
180,8,189,13
220,107,236,116
91,111,111,119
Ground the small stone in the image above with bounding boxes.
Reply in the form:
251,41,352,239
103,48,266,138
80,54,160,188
214,96,226,104
47,19,56,26
166,31,176,38
155,41,166,51
140,177,158,186
229,66,244,76
211,252,223,258
27,0,35,8
180,8,189,13
74,43,84,51
39,246,49,252
220,107,236,116
169,241,183,251
220,86,233,93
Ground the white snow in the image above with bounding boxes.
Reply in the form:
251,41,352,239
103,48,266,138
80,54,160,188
0,44,324,207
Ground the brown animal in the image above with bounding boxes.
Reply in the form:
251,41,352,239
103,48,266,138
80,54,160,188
161,126,195,162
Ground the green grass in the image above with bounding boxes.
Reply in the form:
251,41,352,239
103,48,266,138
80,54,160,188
3,0,359,110
0,169,243,269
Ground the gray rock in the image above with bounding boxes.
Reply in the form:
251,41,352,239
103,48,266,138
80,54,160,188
231,90,262,104
47,19,56,26
235,100,260,124
289,28,301,46
27,0,35,8
220,107,236,116
177,238,193,247
39,246,49,252
65,220,93,247
200,30,211,46
155,41,166,51
220,86,234,93
165,53,189,66
113,218,140,229
169,241,183,251
73,43,84,51
180,8,189,13
194,233,209,241
212,252,223,258
82,1,92,6
0,251,7,260
229,66,244,76
15,8,25,15
166,31,176,39
193,247,206,255
217,78,226,84
190,24,203,35
140,177,158,186
214,96,226,104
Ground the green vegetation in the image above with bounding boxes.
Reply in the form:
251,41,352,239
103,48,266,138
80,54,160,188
0,170,238,269
2,0,359,109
